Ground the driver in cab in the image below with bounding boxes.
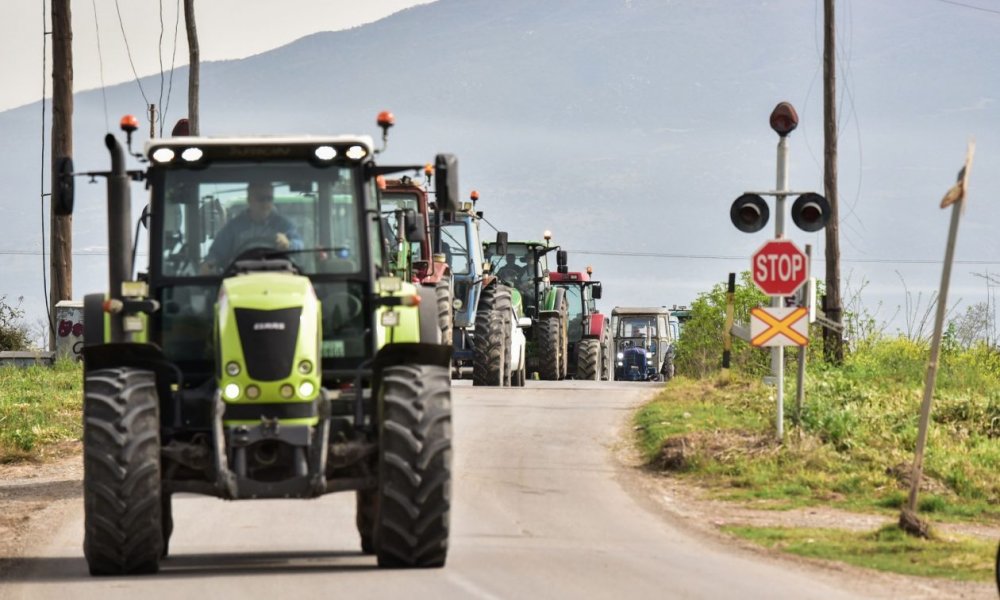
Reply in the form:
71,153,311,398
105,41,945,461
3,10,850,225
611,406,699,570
201,182,303,273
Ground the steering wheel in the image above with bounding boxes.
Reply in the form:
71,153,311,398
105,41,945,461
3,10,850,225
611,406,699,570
322,291,365,334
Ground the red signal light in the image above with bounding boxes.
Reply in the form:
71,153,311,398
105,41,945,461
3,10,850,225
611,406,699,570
769,102,798,137
377,111,395,129
470,190,479,201
120,114,139,133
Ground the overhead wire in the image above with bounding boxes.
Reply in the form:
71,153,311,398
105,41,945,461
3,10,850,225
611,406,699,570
114,0,150,107
39,2,53,339
157,0,166,136
91,0,110,131
161,0,182,136
931,0,1000,15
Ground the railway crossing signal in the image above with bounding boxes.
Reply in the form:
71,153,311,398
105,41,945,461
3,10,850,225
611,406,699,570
752,239,808,296
750,306,809,347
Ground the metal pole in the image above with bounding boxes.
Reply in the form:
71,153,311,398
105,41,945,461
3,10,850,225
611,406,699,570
795,244,812,429
773,136,789,441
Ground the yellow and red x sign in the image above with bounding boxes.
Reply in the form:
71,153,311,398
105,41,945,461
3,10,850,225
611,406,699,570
750,306,809,347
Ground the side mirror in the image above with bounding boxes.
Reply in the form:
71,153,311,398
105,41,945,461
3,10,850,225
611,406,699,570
556,249,568,274
592,282,602,300
434,153,460,212
495,231,508,257
403,208,425,243
54,156,74,216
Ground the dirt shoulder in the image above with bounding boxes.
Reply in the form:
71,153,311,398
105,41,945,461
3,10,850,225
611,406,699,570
0,442,83,579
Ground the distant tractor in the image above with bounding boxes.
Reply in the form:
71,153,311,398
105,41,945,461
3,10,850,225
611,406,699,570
379,171,454,345
549,266,612,380
439,193,526,386
612,307,677,382
484,232,570,381
70,113,458,574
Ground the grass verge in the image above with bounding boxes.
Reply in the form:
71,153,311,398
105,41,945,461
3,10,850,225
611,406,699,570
0,360,82,463
722,525,996,583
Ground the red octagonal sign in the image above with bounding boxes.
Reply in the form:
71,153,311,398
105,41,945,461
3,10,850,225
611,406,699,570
752,239,808,296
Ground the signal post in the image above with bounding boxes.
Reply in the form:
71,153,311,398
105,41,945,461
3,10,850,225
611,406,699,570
730,103,830,441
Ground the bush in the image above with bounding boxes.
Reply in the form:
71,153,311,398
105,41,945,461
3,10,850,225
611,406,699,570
675,272,770,378
0,295,30,351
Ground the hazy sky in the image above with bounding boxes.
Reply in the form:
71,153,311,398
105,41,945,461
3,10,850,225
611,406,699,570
0,0,435,112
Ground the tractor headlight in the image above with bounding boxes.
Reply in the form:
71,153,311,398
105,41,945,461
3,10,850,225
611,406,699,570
245,385,261,400
314,145,337,161
181,147,203,162
151,147,175,163
298,381,315,398
298,359,313,375
224,383,241,400
617,352,624,359
280,384,295,399
226,361,241,376
453,298,463,310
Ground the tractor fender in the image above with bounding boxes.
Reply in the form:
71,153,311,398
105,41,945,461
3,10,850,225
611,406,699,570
373,342,453,372
585,313,608,339
83,293,109,347
81,341,180,405
419,260,450,286
417,284,443,344
541,286,567,314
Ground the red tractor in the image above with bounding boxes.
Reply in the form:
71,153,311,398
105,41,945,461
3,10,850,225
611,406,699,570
379,170,454,345
550,267,612,380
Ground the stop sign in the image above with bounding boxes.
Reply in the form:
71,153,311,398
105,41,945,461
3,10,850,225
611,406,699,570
751,239,808,296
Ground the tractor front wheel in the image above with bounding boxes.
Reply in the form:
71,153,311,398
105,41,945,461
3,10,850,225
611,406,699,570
375,365,452,568
83,368,163,575
576,339,601,381
536,316,562,381
435,276,454,348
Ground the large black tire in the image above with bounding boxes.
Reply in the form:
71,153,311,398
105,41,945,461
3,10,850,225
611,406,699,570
473,311,506,386
83,368,163,575
375,365,452,568
435,276,454,348
601,331,613,381
536,316,562,381
576,338,601,381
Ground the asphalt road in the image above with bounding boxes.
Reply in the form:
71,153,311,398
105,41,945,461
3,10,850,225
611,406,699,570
2,381,889,599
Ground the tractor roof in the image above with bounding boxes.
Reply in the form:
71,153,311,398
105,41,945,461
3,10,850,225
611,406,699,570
146,135,375,160
612,306,672,316
550,271,592,283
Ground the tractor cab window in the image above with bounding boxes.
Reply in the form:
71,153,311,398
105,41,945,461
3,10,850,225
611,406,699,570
620,317,657,338
440,222,469,274
485,242,537,309
380,192,422,267
158,164,362,277
563,284,585,343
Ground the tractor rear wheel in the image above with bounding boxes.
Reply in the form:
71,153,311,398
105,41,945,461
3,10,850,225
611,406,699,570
83,368,163,575
356,490,378,554
576,339,601,381
435,276,454,348
375,364,452,568
536,316,562,380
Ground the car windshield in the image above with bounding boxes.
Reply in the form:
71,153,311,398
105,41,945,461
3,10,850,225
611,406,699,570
158,163,362,277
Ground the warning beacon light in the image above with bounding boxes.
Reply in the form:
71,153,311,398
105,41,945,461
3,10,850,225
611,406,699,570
769,102,798,137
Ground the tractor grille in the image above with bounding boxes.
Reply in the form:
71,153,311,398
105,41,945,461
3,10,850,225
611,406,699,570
234,307,301,381
622,347,648,379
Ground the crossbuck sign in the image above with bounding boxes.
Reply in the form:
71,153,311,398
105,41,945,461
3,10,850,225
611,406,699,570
750,306,808,347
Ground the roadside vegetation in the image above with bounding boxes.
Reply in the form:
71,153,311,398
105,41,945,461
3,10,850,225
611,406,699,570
638,272,999,581
0,360,82,462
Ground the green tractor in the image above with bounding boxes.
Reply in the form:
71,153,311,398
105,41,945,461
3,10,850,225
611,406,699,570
484,231,570,380
70,115,458,575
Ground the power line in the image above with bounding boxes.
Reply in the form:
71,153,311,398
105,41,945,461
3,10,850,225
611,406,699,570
562,249,1000,266
114,0,150,106
931,0,1000,15
40,3,53,338
161,0,182,136
91,0,110,131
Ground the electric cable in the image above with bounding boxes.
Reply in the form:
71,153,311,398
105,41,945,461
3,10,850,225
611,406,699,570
39,2,54,341
114,0,150,106
161,0,181,136
91,0,110,131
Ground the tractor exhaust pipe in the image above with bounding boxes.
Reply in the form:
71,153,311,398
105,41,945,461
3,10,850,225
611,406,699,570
105,133,133,343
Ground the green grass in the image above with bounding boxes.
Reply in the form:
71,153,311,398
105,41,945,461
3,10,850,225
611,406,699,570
0,360,82,462
723,525,997,582
636,338,1000,580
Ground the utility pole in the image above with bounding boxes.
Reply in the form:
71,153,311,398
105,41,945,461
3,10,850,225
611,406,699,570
184,0,200,135
50,0,73,350
823,0,844,363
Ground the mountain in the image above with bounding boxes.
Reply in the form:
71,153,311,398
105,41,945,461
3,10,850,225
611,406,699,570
2,0,999,337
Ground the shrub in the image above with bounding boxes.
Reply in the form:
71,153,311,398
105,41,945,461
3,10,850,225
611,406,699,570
0,295,30,351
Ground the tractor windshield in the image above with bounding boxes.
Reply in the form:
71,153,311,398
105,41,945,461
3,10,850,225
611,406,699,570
440,222,469,274
485,242,538,309
157,163,362,277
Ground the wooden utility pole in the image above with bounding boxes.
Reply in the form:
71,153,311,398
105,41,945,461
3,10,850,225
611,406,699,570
823,0,844,363
50,0,73,349
184,0,200,135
